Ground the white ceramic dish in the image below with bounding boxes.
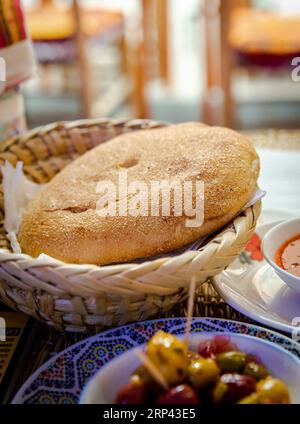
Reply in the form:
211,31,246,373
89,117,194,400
80,332,300,404
213,220,300,334
262,218,300,294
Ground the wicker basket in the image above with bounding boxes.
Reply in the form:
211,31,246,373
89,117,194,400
0,118,261,332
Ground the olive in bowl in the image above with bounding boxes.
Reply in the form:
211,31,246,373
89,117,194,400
80,332,300,404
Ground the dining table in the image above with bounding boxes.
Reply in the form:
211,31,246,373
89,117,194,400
0,128,299,404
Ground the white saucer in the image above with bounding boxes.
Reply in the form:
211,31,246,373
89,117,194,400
213,217,300,335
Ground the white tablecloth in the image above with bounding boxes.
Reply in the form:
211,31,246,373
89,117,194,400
257,148,300,222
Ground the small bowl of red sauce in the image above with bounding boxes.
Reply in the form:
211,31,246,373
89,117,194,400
262,218,300,293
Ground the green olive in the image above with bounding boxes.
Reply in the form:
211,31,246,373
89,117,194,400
131,365,154,385
243,362,268,381
147,331,188,384
238,393,260,404
210,381,228,404
188,357,220,390
256,377,290,404
216,351,247,372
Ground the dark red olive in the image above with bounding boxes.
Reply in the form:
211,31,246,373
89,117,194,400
245,354,262,365
198,336,238,359
116,382,148,404
198,340,216,359
220,373,256,404
214,336,238,354
156,384,200,404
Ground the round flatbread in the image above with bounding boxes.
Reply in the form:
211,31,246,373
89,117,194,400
18,123,259,264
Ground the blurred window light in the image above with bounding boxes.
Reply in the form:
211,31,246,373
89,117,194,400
0,57,5,82
252,0,300,14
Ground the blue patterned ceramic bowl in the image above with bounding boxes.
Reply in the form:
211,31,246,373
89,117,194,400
80,332,300,404
12,318,300,404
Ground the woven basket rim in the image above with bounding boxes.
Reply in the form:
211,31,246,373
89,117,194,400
0,118,166,151
0,204,259,271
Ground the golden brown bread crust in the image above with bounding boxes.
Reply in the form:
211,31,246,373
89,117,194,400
18,123,259,264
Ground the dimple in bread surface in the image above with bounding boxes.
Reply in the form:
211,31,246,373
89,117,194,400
18,123,260,265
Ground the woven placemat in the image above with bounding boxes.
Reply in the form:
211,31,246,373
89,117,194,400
165,280,247,321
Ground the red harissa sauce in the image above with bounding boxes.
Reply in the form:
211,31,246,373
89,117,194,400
276,234,300,278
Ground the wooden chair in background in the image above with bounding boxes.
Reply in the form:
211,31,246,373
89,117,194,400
131,0,170,118
203,0,300,128
74,0,170,119
203,0,250,128
26,0,170,120
26,0,127,119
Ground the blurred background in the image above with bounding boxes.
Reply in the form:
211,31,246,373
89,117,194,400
17,0,300,129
